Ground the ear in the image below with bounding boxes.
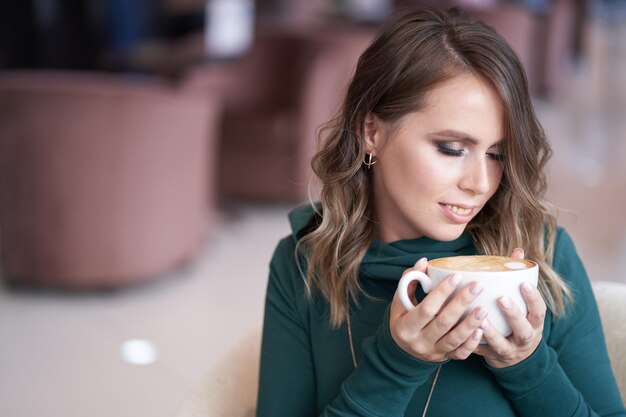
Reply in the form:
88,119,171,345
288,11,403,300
363,113,385,155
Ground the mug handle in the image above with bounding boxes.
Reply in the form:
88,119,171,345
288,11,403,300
398,270,434,310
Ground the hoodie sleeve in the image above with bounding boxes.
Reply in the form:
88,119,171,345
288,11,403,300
256,238,318,417
256,237,442,417
321,306,443,417
485,228,626,417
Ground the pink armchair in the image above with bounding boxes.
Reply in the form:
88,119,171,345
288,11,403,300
0,71,222,288
183,23,376,202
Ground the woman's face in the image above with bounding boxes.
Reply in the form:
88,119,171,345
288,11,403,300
365,73,505,243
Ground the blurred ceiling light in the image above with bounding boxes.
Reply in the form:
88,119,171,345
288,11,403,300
121,339,158,365
205,0,255,59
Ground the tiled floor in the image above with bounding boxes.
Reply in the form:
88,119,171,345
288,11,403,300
0,206,292,417
1,16,625,417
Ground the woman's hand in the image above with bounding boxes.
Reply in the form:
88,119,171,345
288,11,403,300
474,248,547,368
389,257,489,363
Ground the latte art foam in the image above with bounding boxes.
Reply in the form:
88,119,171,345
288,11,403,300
429,255,535,272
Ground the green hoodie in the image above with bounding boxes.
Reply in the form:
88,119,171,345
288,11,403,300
257,205,625,417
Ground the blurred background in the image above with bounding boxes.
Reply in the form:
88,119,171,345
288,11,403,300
0,0,624,416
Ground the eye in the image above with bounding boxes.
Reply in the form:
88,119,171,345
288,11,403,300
436,142,465,157
487,145,505,162
487,152,505,162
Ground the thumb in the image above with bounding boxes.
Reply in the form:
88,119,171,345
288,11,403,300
510,248,525,259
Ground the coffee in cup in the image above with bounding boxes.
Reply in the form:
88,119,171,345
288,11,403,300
428,256,535,272
398,255,538,339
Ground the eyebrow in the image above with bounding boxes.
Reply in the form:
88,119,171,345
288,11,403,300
428,130,504,146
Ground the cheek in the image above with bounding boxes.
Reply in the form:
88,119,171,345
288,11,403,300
421,156,462,185
489,165,505,192
404,154,442,188
406,161,457,202
383,144,423,184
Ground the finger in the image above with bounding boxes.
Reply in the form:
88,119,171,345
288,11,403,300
412,257,428,273
480,318,513,360
391,281,415,318
497,296,535,346
434,305,487,353
400,257,428,276
448,328,483,360
403,273,462,332
473,343,490,357
509,248,524,259
520,282,547,329
424,281,485,344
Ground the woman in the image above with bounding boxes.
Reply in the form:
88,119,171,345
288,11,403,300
257,7,625,417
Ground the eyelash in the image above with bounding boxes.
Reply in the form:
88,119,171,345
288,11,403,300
436,145,464,157
488,152,505,162
436,144,505,162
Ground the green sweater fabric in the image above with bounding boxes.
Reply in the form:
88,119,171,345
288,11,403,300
257,205,626,417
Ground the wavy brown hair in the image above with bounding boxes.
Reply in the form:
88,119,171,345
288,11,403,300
297,7,572,328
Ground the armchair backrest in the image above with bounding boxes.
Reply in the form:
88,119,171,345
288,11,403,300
176,327,262,417
593,281,626,401
176,281,626,417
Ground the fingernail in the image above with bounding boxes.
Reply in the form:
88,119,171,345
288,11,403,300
499,296,512,310
470,282,484,295
473,328,484,342
449,273,462,287
522,282,534,295
474,307,488,320
514,248,525,258
415,257,427,267
480,319,490,330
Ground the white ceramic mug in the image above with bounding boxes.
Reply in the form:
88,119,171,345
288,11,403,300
397,255,539,339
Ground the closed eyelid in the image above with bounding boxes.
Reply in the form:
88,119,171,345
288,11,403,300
435,142,466,157
440,140,503,153
434,140,465,150
435,141,504,162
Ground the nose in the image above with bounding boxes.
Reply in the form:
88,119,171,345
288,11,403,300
459,155,492,195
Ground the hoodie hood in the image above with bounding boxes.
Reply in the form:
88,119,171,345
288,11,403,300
361,234,476,281
287,204,477,282
288,204,321,241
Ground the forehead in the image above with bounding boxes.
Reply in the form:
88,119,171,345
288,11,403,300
424,73,503,116
398,73,505,143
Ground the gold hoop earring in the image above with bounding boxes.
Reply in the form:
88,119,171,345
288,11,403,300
363,153,377,169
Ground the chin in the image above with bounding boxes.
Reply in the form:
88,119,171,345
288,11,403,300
426,225,467,242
